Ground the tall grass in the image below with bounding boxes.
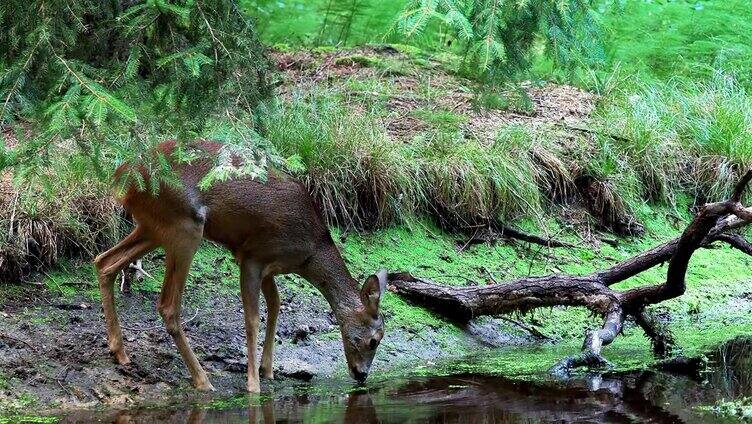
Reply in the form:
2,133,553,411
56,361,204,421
261,92,419,228
596,72,752,205
261,91,553,230
261,80,752,233
602,0,752,88
411,127,542,228
0,156,123,281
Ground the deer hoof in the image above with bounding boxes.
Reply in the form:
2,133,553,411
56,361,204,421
194,380,216,392
259,366,274,380
112,350,131,365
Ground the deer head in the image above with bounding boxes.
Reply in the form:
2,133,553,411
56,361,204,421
339,269,387,382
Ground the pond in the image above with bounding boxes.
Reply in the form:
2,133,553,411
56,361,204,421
53,337,752,423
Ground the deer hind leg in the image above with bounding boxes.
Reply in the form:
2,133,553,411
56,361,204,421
157,222,214,391
94,227,157,365
240,259,263,392
260,276,280,379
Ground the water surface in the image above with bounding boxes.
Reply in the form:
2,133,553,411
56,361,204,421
58,337,752,423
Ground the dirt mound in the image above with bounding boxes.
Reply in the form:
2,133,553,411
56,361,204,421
270,46,597,142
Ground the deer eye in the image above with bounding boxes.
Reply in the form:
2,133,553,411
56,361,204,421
369,338,379,350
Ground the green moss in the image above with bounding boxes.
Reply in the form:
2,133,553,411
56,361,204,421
334,54,379,67
336,200,752,369
0,391,40,414
34,193,752,383
696,397,752,420
271,43,293,52
384,43,424,57
203,393,271,409
42,261,98,298
311,46,337,54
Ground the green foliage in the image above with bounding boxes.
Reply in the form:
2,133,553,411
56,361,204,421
601,0,752,88
411,127,542,225
1,0,272,182
597,72,752,205
244,0,413,47
411,108,467,131
698,397,752,420
395,0,609,82
471,84,535,114
260,91,419,227
261,89,549,228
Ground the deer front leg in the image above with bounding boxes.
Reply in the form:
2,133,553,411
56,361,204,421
94,227,156,365
240,259,263,393
260,276,280,379
159,232,214,391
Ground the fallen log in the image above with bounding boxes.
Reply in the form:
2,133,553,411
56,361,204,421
389,170,752,375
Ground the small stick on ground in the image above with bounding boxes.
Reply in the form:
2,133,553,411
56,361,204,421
0,332,38,352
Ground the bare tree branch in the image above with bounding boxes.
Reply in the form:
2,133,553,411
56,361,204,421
389,170,752,375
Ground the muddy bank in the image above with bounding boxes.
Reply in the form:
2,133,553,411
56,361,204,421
24,336,752,423
0,273,519,413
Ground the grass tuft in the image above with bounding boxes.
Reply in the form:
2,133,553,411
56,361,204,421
0,156,123,282
261,91,418,228
597,72,752,206
412,126,542,228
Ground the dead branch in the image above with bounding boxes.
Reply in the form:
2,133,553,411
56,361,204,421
497,224,575,248
457,224,574,250
389,170,752,376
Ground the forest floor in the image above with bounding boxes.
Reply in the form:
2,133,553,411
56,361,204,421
1,46,752,419
1,218,752,417
272,44,597,143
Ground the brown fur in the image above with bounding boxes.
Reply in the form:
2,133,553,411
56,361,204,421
95,141,386,392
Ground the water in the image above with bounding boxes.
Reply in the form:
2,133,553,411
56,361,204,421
59,337,752,423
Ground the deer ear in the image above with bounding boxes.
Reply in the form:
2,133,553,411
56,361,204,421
361,269,388,317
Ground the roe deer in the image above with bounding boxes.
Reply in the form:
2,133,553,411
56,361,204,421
94,141,386,392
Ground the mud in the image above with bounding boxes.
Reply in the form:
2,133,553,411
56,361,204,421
0,275,507,413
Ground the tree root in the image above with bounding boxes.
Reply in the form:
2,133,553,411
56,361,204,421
389,170,752,375
632,310,675,357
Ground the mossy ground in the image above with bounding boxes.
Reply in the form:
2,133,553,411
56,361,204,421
25,195,752,384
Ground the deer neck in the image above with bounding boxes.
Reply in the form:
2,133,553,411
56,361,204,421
304,244,363,320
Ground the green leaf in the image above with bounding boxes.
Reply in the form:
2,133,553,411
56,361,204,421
84,95,108,127
125,47,142,80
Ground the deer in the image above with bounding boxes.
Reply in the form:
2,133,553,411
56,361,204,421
93,140,387,392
